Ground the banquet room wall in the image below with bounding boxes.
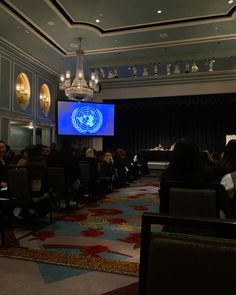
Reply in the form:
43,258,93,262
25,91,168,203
0,40,58,149
1,38,236,154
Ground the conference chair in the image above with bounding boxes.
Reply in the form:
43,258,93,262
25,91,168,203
47,166,68,208
160,181,231,217
139,213,236,295
98,161,113,193
79,161,99,199
0,196,11,246
7,166,52,225
160,181,230,234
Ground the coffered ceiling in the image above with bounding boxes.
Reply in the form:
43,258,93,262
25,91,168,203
1,0,236,78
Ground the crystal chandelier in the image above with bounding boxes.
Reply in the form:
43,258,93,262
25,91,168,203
59,38,99,101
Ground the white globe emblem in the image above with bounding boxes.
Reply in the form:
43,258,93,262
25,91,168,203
71,106,103,134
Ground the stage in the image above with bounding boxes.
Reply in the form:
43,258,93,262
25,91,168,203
141,150,172,170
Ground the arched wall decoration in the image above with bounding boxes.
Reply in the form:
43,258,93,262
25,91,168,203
39,84,51,116
15,73,31,111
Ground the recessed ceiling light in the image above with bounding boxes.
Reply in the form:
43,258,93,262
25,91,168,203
47,21,55,26
157,10,162,14
96,19,100,23
159,32,168,38
25,30,30,34
228,0,234,4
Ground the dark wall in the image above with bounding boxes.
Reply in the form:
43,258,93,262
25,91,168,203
103,93,236,153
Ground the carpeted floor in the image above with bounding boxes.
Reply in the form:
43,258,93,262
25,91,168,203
0,172,160,294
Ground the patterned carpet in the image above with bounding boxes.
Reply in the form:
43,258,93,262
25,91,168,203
0,173,160,284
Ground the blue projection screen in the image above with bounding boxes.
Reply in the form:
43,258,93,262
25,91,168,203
57,101,115,136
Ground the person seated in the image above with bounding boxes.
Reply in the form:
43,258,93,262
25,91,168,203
113,149,129,187
16,145,47,196
16,149,28,167
215,139,236,181
0,140,8,192
169,143,176,151
15,145,49,218
201,150,216,168
83,148,99,181
154,144,164,151
102,152,115,178
159,138,217,214
132,151,143,178
46,138,80,206
4,144,15,165
221,171,236,218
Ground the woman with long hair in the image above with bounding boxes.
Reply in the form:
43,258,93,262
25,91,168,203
159,138,215,213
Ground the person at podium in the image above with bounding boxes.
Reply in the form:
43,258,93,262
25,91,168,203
154,144,164,151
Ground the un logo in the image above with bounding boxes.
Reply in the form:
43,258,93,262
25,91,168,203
71,106,103,134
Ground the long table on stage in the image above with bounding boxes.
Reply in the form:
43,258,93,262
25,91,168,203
141,150,173,169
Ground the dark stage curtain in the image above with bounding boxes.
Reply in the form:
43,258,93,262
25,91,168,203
103,93,236,153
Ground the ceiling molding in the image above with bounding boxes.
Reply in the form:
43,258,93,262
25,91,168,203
81,34,236,57
2,0,236,75
3,0,236,58
0,37,59,77
2,0,66,55
49,0,236,35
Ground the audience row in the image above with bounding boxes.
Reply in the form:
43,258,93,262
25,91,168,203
159,138,236,218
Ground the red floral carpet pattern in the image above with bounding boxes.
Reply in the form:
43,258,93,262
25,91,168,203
2,175,160,275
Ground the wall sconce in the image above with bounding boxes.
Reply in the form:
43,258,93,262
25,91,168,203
15,73,30,111
39,84,51,116
39,94,49,109
16,84,28,96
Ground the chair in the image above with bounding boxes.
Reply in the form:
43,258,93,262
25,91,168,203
0,197,11,246
161,181,230,234
47,167,68,208
79,161,98,198
7,166,52,224
139,213,236,295
98,161,113,192
160,181,230,218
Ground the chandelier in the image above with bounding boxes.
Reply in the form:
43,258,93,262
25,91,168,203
59,38,99,101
